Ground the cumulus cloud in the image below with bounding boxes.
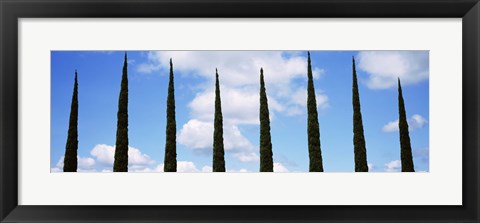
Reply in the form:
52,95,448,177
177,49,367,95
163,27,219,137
177,161,199,172
90,144,155,171
178,120,255,151
367,163,376,171
52,144,155,172
201,166,213,172
138,51,328,119
177,119,259,162
78,156,96,170
51,155,96,172
51,167,62,172
227,168,250,172
177,120,213,150
129,164,164,173
273,163,289,172
382,114,428,132
143,51,329,164
137,51,324,85
384,160,401,172
409,114,428,129
132,162,212,173
357,51,429,89
188,87,261,125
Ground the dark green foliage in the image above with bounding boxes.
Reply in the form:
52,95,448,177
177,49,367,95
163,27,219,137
113,53,129,172
306,52,324,172
259,68,273,172
164,58,177,172
63,70,78,172
352,57,369,172
213,69,225,172
398,78,415,172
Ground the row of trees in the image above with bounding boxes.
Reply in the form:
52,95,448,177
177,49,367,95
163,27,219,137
62,52,415,172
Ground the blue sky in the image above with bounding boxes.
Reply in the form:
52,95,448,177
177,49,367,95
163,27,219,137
51,51,429,172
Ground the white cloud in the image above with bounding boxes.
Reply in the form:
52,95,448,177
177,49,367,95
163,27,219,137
140,51,328,165
201,166,213,172
139,51,328,119
227,168,250,172
189,87,261,125
90,144,155,168
177,119,259,163
90,144,115,165
177,161,200,172
357,51,429,89
382,120,399,133
128,147,155,166
51,167,62,172
51,155,96,172
78,156,96,170
51,148,214,173
409,114,428,129
367,163,376,171
131,161,206,173
137,51,321,85
384,160,401,172
130,164,165,173
274,163,289,172
178,119,256,151
382,114,428,132
177,119,213,150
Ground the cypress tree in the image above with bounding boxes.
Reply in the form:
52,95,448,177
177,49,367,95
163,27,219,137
113,52,129,172
63,70,79,172
212,68,225,172
259,68,273,172
398,78,415,172
352,57,369,172
306,52,324,172
164,58,177,172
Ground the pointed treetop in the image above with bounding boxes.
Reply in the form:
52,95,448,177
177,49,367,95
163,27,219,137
260,67,263,74
216,68,218,74
74,69,78,81
398,77,401,86
124,51,127,60
352,56,357,71
170,58,173,66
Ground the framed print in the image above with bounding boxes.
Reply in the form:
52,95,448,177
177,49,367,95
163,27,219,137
1,0,479,222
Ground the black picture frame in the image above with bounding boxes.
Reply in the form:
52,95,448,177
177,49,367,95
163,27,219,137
1,0,479,222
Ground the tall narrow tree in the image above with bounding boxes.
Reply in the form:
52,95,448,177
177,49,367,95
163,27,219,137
306,52,324,172
259,68,273,172
212,68,225,172
352,57,369,172
63,70,79,172
398,78,415,172
164,58,177,172
113,53,129,172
